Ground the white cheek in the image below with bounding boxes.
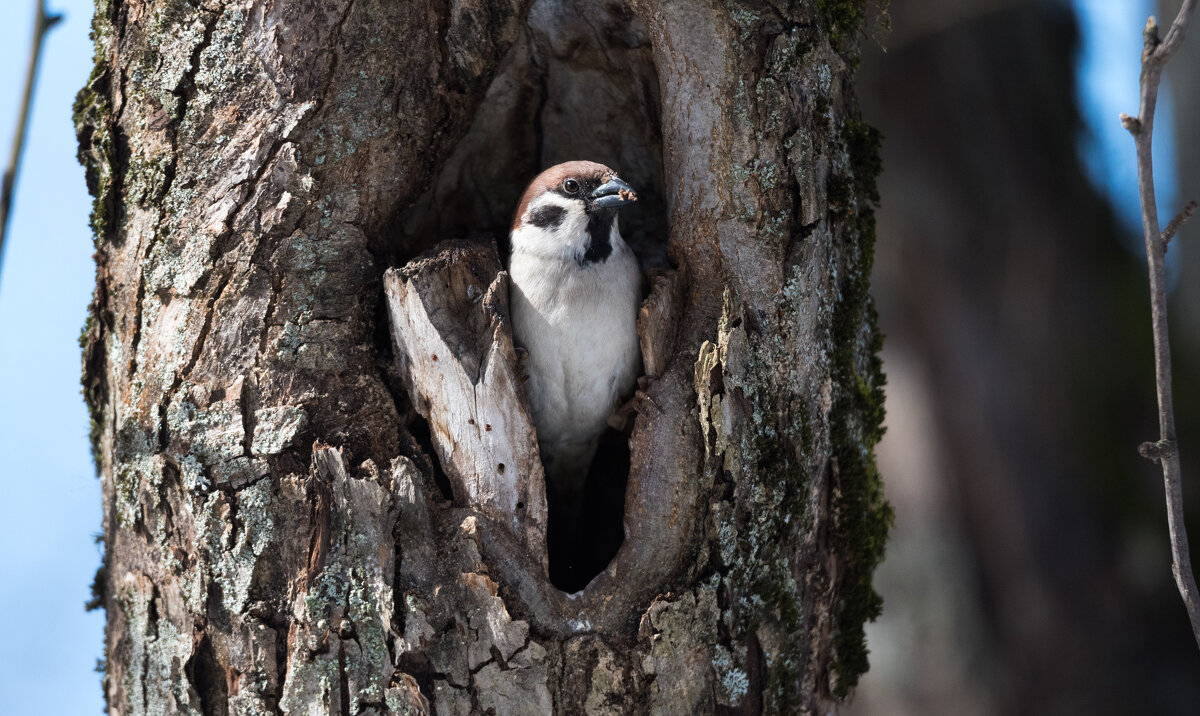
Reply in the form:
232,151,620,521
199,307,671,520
513,194,589,258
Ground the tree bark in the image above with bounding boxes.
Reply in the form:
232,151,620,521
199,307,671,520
76,0,889,713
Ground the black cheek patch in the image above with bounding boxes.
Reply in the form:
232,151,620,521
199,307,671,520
527,204,567,229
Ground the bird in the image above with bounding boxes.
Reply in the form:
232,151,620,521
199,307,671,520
507,160,642,538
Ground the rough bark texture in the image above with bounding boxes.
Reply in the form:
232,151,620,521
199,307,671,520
77,0,888,713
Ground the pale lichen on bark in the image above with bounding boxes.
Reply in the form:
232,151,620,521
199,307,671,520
80,0,887,712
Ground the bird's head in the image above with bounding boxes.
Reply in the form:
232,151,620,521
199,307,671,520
510,161,637,262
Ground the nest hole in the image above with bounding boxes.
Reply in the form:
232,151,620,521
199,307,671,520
396,0,667,590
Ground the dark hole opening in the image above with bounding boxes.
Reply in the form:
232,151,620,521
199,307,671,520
187,632,229,716
546,427,630,592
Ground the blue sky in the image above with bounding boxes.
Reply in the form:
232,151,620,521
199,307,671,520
0,0,106,714
1074,0,1178,242
0,1,1176,713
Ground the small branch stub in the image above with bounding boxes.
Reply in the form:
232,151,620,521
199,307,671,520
1138,439,1176,462
1162,200,1198,248
1144,15,1161,55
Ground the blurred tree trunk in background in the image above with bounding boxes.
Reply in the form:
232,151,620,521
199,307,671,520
1163,0,1200,381
74,0,890,713
848,2,1200,715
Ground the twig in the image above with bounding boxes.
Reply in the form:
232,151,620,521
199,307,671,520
1121,0,1200,650
1161,200,1197,247
0,0,63,282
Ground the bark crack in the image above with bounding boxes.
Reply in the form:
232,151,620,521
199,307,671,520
183,267,233,381
212,134,294,260
338,638,351,716
128,256,147,379
156,265,233,451
139,4,223,319
158,4,224,204
240,376,255,457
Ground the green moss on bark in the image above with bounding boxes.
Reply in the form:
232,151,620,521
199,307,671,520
828,116,891,697
816,0,888,48
816,0,865,44
75,0,116,472
86,560,107,612
696,291,818,713
73,14,115,246
75,19,115,712
77,311,104,462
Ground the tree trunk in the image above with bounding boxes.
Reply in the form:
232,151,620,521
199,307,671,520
75,0,889,713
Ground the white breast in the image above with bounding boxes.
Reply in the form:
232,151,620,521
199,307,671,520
509,220,642,457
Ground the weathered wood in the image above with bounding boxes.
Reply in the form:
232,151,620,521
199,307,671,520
383,240,548,558
637,267,687,379
383,239,698,638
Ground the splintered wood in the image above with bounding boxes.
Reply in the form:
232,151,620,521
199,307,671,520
384,241,547,559
637,267,686,378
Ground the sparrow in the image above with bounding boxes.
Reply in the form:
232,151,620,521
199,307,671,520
508,161,642,532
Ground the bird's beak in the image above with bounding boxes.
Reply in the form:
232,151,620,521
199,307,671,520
591,177,638,209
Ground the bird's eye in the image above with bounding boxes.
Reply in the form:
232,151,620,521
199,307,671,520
562,178,580,194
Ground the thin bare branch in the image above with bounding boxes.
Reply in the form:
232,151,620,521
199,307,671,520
1159,0,1198,58
1162,200,1198,248
0,0,62,283
1125,0,1200,650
